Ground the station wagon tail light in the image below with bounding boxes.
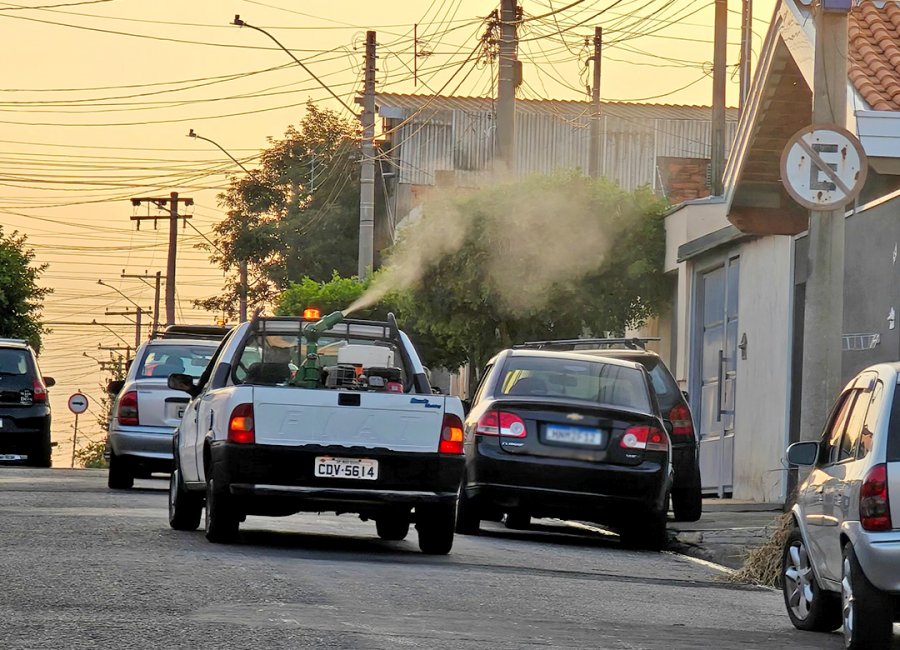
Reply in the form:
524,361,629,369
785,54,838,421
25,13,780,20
227,403,255,444
669,404,694,438
118,390,139,426
475,411,526,438
439,413,464,454
32,379,48,403
860,463,892,532
620,425,668,452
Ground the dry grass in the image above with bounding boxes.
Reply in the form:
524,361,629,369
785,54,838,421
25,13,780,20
726,512,793,587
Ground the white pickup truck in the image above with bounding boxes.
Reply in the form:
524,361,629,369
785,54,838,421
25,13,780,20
165,313,466,554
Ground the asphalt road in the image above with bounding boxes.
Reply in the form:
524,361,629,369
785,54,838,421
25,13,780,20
0,468,845,650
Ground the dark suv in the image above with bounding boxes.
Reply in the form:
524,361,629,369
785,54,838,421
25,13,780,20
0,339,55,467
516,339,701,522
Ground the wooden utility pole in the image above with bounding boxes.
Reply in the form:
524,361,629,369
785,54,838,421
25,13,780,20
497,0,519,171
358,31,377,279
105,307,144,348
710,0,728,196
739,0,753,116
130,193,193,328
799,4,850,442
589,27,603,178
122,270,162,336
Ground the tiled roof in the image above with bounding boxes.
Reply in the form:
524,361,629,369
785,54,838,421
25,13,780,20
376,93,739,121
850,1,900,111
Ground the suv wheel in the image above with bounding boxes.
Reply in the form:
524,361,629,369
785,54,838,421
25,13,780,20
28,434,52,468
416,504,455,555
168,468,203,531
504,510,531,530
781,526,841,631
455,482,481,536
375,513,410,541
671,468,702,522
842,542,893,649
107,451,134,490
204,478,239,544
620,507,667,551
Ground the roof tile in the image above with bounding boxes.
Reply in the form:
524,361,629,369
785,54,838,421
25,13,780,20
851,1,900,110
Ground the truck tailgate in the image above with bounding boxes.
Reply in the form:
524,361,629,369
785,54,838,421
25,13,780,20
252,388,445,453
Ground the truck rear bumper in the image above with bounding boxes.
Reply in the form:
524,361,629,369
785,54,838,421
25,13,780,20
209,441,464,515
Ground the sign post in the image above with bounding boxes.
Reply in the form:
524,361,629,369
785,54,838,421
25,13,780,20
68,392,89,468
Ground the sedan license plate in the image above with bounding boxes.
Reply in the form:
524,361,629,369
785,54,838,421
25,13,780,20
314,456,378,480
0,454,26,461
545,424,605,447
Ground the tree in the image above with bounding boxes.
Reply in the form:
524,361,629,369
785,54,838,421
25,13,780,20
196,102,361,317
0,228,49,351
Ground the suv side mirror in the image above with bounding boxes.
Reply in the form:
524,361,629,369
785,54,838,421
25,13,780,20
786,441,819,467
107,379,125,395
43,376,56,388
168,373,197,397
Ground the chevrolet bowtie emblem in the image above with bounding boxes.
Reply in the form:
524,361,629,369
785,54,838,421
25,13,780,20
566,413,585,422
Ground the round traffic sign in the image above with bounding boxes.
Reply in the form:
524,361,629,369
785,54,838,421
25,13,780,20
780,124,867,211
68,392,89,415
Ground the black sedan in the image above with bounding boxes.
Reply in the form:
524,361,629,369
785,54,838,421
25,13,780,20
457,350,673,550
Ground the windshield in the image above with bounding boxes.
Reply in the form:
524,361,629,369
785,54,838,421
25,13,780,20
233,331,408,389
0,348,30,376
137,344,216,379
498,355,651,412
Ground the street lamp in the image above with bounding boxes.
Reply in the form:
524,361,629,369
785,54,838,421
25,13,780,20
97,279,147,312
186,129,253,323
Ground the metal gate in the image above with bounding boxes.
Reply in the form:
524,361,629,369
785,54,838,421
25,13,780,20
694,255,739,497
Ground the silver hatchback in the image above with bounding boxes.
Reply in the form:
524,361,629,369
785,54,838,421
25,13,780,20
106,338,218,489
783,362,900,649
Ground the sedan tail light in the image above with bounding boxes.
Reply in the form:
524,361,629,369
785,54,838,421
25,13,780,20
117,390,139,426
860,463,892,531
620,425,668,452
227,403,255,444
669,403,694,439
32,379,48,404
439,413,464,454
475,411,527,438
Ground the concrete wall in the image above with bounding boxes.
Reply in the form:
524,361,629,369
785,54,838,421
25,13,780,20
731,236,795,502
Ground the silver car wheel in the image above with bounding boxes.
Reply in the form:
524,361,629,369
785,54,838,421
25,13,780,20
841,554,855,647
168,469,178,518
784,539,815,620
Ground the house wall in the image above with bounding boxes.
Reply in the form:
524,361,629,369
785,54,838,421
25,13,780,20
731,235,795,502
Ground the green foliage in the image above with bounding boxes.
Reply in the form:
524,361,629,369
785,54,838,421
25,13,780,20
74,440,108,469
0,228,49,351
278,272,371,318
196,102,362,317
80,356,128,469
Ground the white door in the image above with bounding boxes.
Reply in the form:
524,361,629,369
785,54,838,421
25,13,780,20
696,256,739,496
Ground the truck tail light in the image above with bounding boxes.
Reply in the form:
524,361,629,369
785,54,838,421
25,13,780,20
620,425,668,452
32,379,48,403
861,463,892,531
118,390,139,426
474,411,526,438
227,403,255,444
439,413,464,454
669,403,694,439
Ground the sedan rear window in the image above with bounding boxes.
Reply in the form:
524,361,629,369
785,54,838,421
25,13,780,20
137,345,215,379
498,356,650,412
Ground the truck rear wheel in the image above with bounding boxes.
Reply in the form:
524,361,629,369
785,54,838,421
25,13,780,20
376,514,410,541
205,478,239,543
416,504,455,555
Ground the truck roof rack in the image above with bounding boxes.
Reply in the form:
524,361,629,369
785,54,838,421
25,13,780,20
155,324,233,341
514,337,661,351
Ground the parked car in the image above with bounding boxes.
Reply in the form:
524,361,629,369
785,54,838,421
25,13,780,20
516,339,701,522
782,363,900,649
167,313,465,554
106,337,220,489
0,339,55,467
456,348,673,550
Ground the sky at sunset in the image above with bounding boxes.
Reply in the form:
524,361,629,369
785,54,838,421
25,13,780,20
0,0,779,463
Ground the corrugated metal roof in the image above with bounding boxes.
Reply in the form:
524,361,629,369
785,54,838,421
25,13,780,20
377,93,740,121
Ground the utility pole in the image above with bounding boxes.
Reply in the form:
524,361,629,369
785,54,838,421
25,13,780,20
739,0,753,116
239,263,248,322
121,270,162,336
497,0,519,171
799,4,849,442
357,31,377,279
130,193,193,328
710,0,727,196
588,26,603,178
105,308,144,348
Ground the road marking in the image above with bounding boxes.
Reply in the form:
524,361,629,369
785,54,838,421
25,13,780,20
557,519,617,537
663,551,735,576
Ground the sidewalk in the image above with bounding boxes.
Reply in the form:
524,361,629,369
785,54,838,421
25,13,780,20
668,499,786,570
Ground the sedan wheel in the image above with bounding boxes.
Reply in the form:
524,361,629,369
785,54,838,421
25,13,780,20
781,527,840,632
842,543,893,649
